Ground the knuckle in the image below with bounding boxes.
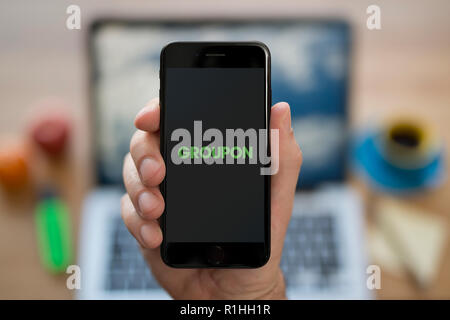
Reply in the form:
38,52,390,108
120,194,127,208
130,130,146,155
122,153,131,180
290,141,303,171
295,146,303,170
123,152,131,164
295,144,303,163
120,196,132,225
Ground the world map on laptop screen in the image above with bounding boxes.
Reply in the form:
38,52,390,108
90,20,351,188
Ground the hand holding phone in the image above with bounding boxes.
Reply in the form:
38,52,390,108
122,98,302,299
160,42,273,268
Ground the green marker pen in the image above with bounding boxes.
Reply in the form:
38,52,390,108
34,189,73,273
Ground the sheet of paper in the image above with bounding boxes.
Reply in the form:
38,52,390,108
368,225,403,274
372,198,447,288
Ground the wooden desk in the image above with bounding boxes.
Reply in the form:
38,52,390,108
0,0,449,299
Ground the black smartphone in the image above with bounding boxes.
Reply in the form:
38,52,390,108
159,42,271,268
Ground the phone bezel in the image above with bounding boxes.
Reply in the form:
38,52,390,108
159,42,271,268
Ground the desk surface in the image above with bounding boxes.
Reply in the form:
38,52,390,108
0,0,449,299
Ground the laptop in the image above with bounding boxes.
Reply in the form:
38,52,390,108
78,19,371,300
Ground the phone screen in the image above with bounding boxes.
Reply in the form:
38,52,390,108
161,43,270,266
165,67,265,243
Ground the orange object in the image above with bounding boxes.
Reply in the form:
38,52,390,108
0,142,29,190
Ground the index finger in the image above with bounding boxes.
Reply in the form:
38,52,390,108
134,98,160,132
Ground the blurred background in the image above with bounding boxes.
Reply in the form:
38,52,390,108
0,0,449,299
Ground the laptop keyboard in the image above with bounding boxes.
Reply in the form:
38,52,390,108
105,214,340,291
281,215,340,289
105,217,159,290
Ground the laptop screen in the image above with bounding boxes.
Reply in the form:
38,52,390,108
89,20,351,188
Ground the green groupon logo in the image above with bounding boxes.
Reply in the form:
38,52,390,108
178,146,253,160
170,121,279,176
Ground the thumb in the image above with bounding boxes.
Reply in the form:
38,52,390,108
269,102,302,259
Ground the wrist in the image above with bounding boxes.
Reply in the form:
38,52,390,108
258,268,287,300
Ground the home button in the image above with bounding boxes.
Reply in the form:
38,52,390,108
207,246,224,265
